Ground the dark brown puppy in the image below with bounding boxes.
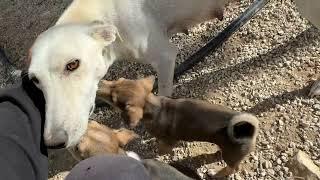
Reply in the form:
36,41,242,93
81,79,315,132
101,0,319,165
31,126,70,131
97,77,259,177
69,120,139,161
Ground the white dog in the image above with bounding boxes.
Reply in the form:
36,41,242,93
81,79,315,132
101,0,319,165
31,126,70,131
27,0,229,148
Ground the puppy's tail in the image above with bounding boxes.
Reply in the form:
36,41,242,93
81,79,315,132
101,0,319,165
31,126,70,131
227,113,259,144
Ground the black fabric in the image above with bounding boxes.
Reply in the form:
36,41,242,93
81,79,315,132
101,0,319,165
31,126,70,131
66,155,151,180
0,73,48,180
21,72,47,155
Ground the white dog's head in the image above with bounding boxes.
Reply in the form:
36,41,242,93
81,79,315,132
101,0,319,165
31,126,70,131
28,23,118,148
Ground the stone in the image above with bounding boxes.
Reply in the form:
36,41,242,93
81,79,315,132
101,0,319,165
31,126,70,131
278,120,284,126
287,151,320,180
268,169,275,176
262,160,273,169
300,120,310,128
277,158,282,165
207,169,217,177
313,104,320,110
234,173,243,180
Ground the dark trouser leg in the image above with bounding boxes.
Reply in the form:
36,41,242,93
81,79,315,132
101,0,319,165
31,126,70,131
66,155,151,180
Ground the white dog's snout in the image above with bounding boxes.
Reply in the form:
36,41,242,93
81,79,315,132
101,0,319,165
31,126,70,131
44,129,68,147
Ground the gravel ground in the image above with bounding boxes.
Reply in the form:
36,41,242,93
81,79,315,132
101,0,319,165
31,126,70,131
1,0,319,180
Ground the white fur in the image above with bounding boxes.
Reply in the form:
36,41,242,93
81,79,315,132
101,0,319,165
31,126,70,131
126,151,142,161
29,24,113,147
29,0,228,147
227,113,259,144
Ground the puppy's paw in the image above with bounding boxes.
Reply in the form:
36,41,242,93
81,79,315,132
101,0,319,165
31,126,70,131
115,128,139,146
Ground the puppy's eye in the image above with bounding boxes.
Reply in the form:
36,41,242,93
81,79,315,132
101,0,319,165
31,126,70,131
66,59,80,72
30,76,39,84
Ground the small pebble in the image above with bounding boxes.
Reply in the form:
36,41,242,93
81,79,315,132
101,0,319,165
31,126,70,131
277,158,282,165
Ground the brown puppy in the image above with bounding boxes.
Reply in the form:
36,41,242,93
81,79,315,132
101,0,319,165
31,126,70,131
96,77,154,127
69,120,139,161
97,77,259,177
70,122,197,180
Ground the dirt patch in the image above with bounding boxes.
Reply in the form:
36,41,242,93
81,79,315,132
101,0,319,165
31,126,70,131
0,0,71,68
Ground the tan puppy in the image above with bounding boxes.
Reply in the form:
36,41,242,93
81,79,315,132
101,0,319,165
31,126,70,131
70,122,197,179
69,120,139,161
97,77,259,177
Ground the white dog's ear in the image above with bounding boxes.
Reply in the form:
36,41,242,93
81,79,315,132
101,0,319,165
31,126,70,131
89,24,118,46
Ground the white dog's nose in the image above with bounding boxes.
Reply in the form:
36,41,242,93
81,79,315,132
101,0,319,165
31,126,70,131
44,130,68,149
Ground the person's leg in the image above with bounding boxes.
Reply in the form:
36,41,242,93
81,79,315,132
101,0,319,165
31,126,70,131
66,155,151,180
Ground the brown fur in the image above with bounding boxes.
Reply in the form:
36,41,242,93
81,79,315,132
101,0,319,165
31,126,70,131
70,120,138,161
97,77,259,177
97,77,154,127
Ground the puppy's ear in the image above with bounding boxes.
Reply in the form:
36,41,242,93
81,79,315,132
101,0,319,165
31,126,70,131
115,128,139,146
89,23,118,46
97,80,114,99
140,76,155,93
125,105,144,127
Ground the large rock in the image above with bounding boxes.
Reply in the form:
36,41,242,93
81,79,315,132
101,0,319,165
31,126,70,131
288,151,320,180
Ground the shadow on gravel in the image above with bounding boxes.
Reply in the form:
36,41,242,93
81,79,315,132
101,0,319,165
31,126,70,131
176,27,319,99
48,149,77,178
247,84,312,114
169,152,223,180
173,151,222,169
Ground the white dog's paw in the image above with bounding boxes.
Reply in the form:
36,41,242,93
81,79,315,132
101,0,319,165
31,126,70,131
309,80,320,97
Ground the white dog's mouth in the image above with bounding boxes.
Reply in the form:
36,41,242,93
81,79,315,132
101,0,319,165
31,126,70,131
43,102,95,149
47,142,66,149
44,128,69,149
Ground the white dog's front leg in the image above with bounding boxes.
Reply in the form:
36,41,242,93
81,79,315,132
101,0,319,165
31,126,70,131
150,43,177,97
156,57,176,96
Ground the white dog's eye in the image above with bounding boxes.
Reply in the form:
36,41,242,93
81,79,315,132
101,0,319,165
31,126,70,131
66,59,80,72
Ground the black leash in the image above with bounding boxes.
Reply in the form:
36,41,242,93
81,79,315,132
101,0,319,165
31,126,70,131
174,0,270,79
